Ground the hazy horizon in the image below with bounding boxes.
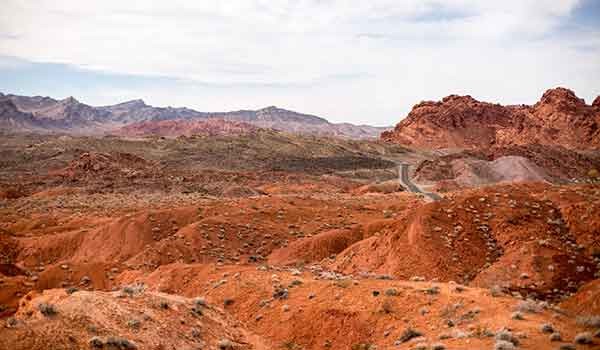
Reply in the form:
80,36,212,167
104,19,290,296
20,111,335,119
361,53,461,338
1,1,599,127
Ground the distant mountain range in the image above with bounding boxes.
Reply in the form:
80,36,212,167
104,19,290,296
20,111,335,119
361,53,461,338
0,92,389,139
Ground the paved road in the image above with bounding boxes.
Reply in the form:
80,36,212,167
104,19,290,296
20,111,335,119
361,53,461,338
398,163,442,201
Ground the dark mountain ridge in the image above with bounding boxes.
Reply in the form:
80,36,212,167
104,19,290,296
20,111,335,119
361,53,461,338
0,92,388,138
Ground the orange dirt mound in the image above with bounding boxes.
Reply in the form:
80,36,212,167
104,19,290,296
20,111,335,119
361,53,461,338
354,180,405,194
560,279,600,315
116,264,591,350
268,226,367,266
328,183,598,301
0,288,264,350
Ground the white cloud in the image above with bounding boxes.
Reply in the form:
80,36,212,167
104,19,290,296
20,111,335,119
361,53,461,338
0,0,598,125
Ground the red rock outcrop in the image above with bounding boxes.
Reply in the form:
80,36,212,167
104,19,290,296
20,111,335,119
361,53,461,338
382,87,600,150
593,95,600,108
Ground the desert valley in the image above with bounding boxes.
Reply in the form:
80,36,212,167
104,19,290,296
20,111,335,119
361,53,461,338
0,86,599,350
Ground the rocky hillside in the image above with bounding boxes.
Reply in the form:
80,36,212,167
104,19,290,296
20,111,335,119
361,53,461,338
117,118,260,137
0,96,47,132
0,93,389,138
3,94,115,132
99,99,203,123
382,87,600,150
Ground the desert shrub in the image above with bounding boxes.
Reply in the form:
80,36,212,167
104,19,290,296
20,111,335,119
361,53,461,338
120,283,145,297
127,319,140,329
190,297,208,315
5,317,17,328
539,323,554,333
574,332,593,344
89,336,104,348
333,279,351,288
66,287,78,294
398,328,423,343
431,343,446,350
191,328,201,338
495,329,519,346
351,343,376,350
412,343,427,350
471,325,494,338
490,285,503,297
224,298,235,306
515,299,542,313
38,303,57,317
218,339,234,349
191,305,203,316
283,341,303,349
105,336,137,349
494,340,515,350
122,286,134,295
384,288,399,296
549,332,562,341
576,315,600,328
159,300,169,309
289,279,303,287
424,286,440,295
559,345,575,350
511,312,523,320
273,287,289,300
452,284,466,292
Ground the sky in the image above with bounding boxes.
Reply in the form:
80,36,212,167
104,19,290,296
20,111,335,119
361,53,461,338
0,1,599,126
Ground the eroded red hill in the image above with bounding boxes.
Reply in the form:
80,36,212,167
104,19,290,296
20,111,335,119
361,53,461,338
382,87,600,150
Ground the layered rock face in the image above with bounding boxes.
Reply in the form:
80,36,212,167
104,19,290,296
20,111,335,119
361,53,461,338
382,87,600,150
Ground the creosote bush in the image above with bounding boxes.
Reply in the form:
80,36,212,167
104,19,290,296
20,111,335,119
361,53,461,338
515,299,542,313
398,328,423,343
38,303,57,317
105,336,137,349
574,332,593,345
576,315,600,328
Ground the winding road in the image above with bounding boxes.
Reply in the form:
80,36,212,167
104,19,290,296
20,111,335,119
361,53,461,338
397,163,442,201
